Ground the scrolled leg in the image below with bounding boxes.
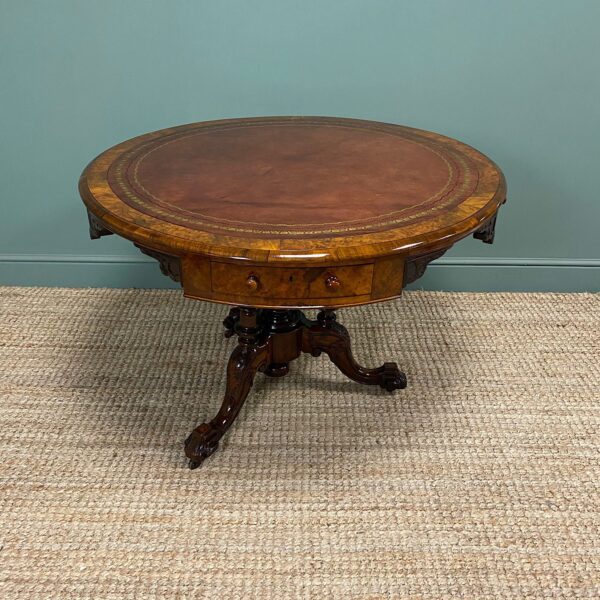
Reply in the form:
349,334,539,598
185,309,270,468
301,310,407,391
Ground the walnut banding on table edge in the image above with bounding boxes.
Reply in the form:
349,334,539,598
86,208,501,296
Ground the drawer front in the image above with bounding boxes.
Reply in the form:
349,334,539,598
210,262,374,300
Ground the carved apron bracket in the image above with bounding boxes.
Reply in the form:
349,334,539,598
473,214,498,244
404,248,448,286
87,210,113,240
135,244,181,282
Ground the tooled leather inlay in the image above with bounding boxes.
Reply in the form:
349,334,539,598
107,120,479,238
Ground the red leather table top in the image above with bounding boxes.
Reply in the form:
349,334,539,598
105,119,479,239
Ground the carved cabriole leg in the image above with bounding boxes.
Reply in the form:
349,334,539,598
301,310,407,391
184,308,270,469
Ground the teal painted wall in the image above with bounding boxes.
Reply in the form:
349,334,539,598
1,0,598,291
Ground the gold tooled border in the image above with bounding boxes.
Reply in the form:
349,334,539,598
107,120,478,237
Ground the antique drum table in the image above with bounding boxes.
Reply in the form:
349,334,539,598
79,116,506,469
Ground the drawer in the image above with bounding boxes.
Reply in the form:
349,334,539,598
210,262,374,300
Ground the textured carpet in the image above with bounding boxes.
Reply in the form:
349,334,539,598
1,287,599,599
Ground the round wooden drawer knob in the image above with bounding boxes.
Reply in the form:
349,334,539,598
325,274,341,290
246,274,259,291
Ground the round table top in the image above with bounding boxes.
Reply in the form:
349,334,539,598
80,116,506,264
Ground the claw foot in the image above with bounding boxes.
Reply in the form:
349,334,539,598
380,362,407,391
184,423,220,467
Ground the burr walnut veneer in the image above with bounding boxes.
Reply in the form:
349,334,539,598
79,117,506,468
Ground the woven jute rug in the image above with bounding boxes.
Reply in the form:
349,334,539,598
1,287,599,599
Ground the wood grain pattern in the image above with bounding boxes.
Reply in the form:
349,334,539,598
210,262,373,299
80,117,505,270
80,116,505,306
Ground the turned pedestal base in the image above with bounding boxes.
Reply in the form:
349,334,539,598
184,308,407,469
